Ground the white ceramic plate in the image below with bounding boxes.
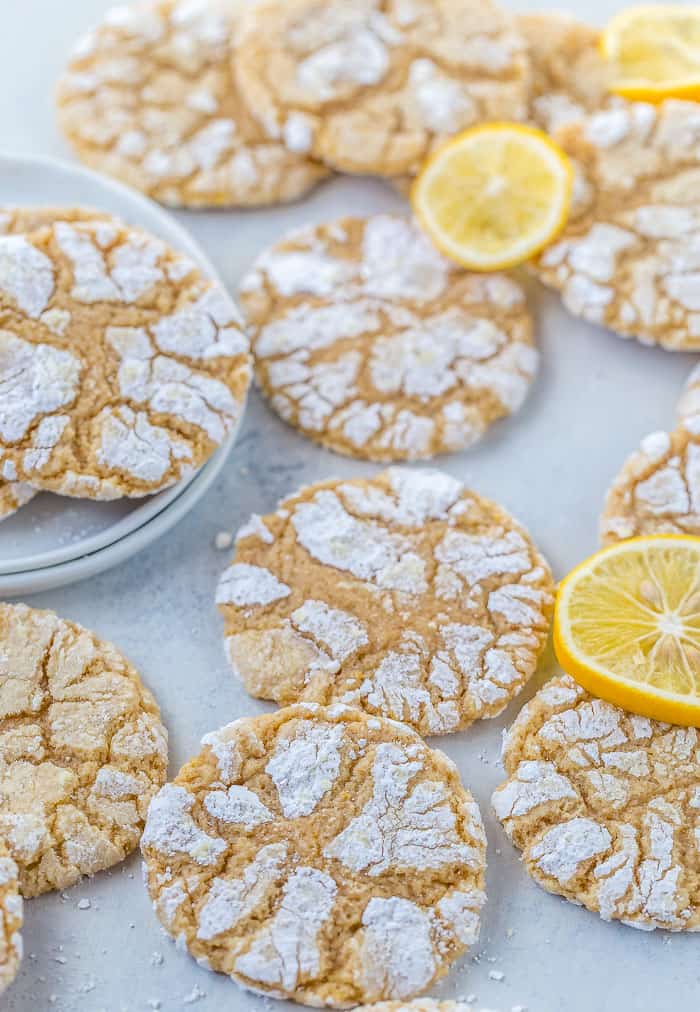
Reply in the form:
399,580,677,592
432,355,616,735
0,153,242,596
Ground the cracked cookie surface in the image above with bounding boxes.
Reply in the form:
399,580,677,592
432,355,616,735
56,0,328,208
0,838,22,995
0,206,120,516
240,215,537,461
518,13,611,134
492,674,700,931
534,101,700,350
216,468,554,736
0,217,250,499
141,703,487,1006
601,365,700,543
234,0,530,177
0,603,168,897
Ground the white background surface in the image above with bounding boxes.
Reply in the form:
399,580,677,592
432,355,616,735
1,2,698,1010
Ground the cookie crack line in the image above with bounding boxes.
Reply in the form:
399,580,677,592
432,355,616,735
142,703,486,1005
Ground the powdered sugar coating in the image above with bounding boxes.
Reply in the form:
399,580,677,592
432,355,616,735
142,704,486,1005
0,603,168,897
535,101,700,350
217,468,554,736
0,219,250,498
492,674,700,931
0,838,22,995
601,366,700,543
518,13,611,134
241,216,536,462
56,0,328,208
234,0,530,176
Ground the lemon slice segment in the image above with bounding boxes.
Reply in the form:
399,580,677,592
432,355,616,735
554,535,700,726
602,4,700,101
412,123,573,272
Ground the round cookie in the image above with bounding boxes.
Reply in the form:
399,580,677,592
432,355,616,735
0,208,124,516
141,703,487,1005
0,603,168,897
601,366,700,543
0,839,22,995
518,13,611,134
56,0,328,209
216,468,554,736
0,217,250,499
233,0,531,177
534,100,700,350
493,674,700,931
240,215,537,461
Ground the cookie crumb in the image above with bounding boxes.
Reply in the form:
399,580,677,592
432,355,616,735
489,970,505,982
215,531,233,550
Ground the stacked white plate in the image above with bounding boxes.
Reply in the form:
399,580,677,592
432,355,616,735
0,154,240,595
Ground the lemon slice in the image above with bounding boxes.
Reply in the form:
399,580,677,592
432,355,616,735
602,5,700,101
554,535,700,726
411,123,573,272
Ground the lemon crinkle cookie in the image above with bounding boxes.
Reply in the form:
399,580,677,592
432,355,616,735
55,0,328,208
0,839,22,995
601,365,700,543
141,703,487,1005
518,13,611,134
241,215,537,461
0,603,168,897
216,468,554,736
0,206,123,517
234,0,530,177
0,218,250,498
535,100,700,350
493,674,700,931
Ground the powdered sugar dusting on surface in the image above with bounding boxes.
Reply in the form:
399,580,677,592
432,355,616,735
0,236,54,317
537,100,700,350
56,0,327,208
266,720,345,818
0,222,250,496
241,215,536,462
493,674,700,930
218,470,554,736
355,896,436,1000
141,704,487,1003
324,742,478,874
235,0,529,176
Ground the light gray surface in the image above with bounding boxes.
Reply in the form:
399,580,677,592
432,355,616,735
1,2,698,1011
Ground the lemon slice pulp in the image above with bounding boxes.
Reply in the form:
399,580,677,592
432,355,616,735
412,123,573,272
555,535,700,726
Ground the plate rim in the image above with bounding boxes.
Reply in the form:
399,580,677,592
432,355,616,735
0,151,243,581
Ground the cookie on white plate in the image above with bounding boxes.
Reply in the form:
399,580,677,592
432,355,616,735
0,206,123,517
0,218,250,498
142,703,487,1005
